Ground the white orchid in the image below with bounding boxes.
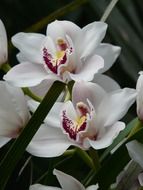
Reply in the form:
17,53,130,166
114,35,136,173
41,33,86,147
4,20,120,87
27,81,136,157
0,81,30,148
136,71,143,121
112,140,143,190
30,169,98,190
0,19,8,66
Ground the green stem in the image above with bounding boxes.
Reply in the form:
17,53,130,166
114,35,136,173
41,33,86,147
23,87,42,102
100,0,120,22
1,62,11,72
64,85,71,102
82,169,95,186
128,118,143,138
63,149,75,156
76,148,95,169
88,148,101,171
0,81,65,190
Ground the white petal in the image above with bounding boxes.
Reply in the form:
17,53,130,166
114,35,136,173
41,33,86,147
126,140,143,168
30,184,61,190
0,136,11,148
12,32,45,64
86,184,99,190
53,169,85,190
92,74,120,92
30,79,54,98
88,121,125,149
96,88,136,127
61,101,77,121
16,53,27,62
27,124,72,157
0,20,7,65
46,20,66,41
76,22,107,58
0,81,29,137
55,20,81,41
30,79,64,100
3,62,56,87
72,81,106,110
138,173,143,186
136,72,143,121
28,100,63,128
95,43,121,73
69,55,104,82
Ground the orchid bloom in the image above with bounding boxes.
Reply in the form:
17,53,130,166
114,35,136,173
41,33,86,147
0,19,7,66
126,140,143,188
27,81,136,157
30,169,98,190
4,20,120,87
0,81,30,148
136,71,143,121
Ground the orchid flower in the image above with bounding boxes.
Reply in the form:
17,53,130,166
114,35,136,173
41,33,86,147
136,71,143,121
112,140,143,190
30,169,98,190
0,81,30,148
4,20,120,87
27,81,136,157
0,19,8,66
127,140,143,187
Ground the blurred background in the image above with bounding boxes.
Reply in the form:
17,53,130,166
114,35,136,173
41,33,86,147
0,0,142,189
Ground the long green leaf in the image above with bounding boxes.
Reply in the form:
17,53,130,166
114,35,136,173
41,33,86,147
0,81,65,189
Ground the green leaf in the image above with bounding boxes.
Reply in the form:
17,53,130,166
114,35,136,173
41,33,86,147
0,81,65,190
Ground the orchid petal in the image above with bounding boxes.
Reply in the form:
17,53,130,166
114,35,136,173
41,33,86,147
0,136,11,148
4,62,57,87
61,101,77,121
0,81,29,137
0,19,7,65
30,79,54,98
30,184,61,190
95,43,121,73
86,185,99,190
46,20,66,41
53,169,85,190
138,173,143,186
126,140,143,168
12,32,45,64
136,72,143,121
72,81,106,110
69,55,104,82
46,20,81,41
96,88,136,127
76,22,107,58
16,53,27,62
27,124,72,157
88,121,125,149
28,100,63,128
92,74,120,92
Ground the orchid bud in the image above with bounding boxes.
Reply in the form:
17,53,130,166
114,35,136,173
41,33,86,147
0,19,7,66
136,71,143,121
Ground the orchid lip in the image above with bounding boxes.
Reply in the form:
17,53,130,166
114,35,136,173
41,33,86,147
62,110,87,141
42,38,73,75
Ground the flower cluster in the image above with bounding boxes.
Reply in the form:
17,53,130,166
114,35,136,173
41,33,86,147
0,19,143,190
